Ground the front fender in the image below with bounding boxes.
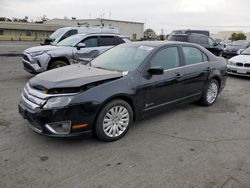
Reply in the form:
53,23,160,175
70,75,138,119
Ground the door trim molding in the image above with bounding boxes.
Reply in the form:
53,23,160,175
143,92,202,112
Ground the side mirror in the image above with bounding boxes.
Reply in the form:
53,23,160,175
76,43,86,50
41,38,53,45
148,66,164,75
213,42,218,47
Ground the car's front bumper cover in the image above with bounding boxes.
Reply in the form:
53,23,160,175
22,52,50,73
227,65,250,77
18,103,94,137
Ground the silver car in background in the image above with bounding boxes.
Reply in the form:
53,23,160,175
43,26,120,45
22,33,130,74
227,47,250,76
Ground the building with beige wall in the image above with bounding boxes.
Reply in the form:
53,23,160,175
45,18,144,40
0,22,61,41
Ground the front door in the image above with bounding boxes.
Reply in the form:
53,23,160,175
139,46,185,112
73,36,100,63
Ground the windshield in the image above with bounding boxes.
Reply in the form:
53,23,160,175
231,41,248,47
49,28,67,40
91,45,154,72
57,35,83,46
242,47,250,55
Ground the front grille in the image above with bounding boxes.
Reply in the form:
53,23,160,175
236,62,243,67
244,63,250,67
22,54,30,61
21,84,47,110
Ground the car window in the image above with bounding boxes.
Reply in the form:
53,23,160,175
100,36,115,46
69,29,77,36
83,37,98,47
208,38,217,46
91,45,154,72
150,47,180,70
202,53,208,62
200,36,208,45
115,37,125,45
183,47,204,65
59,30,78,42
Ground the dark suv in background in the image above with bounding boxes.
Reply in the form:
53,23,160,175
168,32,224,56
222,40,250,59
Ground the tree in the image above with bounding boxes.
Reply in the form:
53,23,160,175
0,17,12,22
229,33,247,41
35,15,49,23
144,28,156,40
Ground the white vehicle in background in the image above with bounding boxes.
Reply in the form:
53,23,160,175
42,26,120,45
227,47,250,76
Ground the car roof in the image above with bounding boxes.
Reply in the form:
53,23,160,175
122,41,202,48
75,33,123,37
171,33,208,38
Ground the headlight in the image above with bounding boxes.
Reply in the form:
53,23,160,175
43,96,74,109
30,51,44,57
228,61,235,65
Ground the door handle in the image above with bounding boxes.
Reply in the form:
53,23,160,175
175,72,182,79
206,67,212,71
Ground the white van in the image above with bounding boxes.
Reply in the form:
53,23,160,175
43,26,120,45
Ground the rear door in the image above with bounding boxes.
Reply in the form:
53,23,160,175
97,35,117,54
181,45,211,96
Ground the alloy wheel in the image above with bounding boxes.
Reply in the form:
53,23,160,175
103,106,130,138
206,82,218,104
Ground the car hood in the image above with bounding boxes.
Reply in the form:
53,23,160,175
230,55,250,62
225,45,245,51
24,45,71,54
29,64,123,90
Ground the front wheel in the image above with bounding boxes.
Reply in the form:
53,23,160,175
218,51,223,57
95,100,133,142
200,79,219,106
48,60,68,70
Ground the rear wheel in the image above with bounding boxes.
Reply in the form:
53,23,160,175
218,51,223,57
200,79,219,106
48,60,68,70
95,100,133,142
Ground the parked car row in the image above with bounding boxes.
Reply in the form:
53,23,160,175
168,31,224,56
19,36,228,141
19,27,250,142
168,30,250,61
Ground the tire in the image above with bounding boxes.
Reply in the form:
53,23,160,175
218,51,223,57
200,79,219,106
95,99,133,142
48,60,68,70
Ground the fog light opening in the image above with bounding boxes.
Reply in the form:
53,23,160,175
45,121,71,135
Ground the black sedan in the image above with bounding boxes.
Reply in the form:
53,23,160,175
222,40,250,59
19,42,227,141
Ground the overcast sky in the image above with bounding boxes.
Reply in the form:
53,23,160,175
1,0,250,34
